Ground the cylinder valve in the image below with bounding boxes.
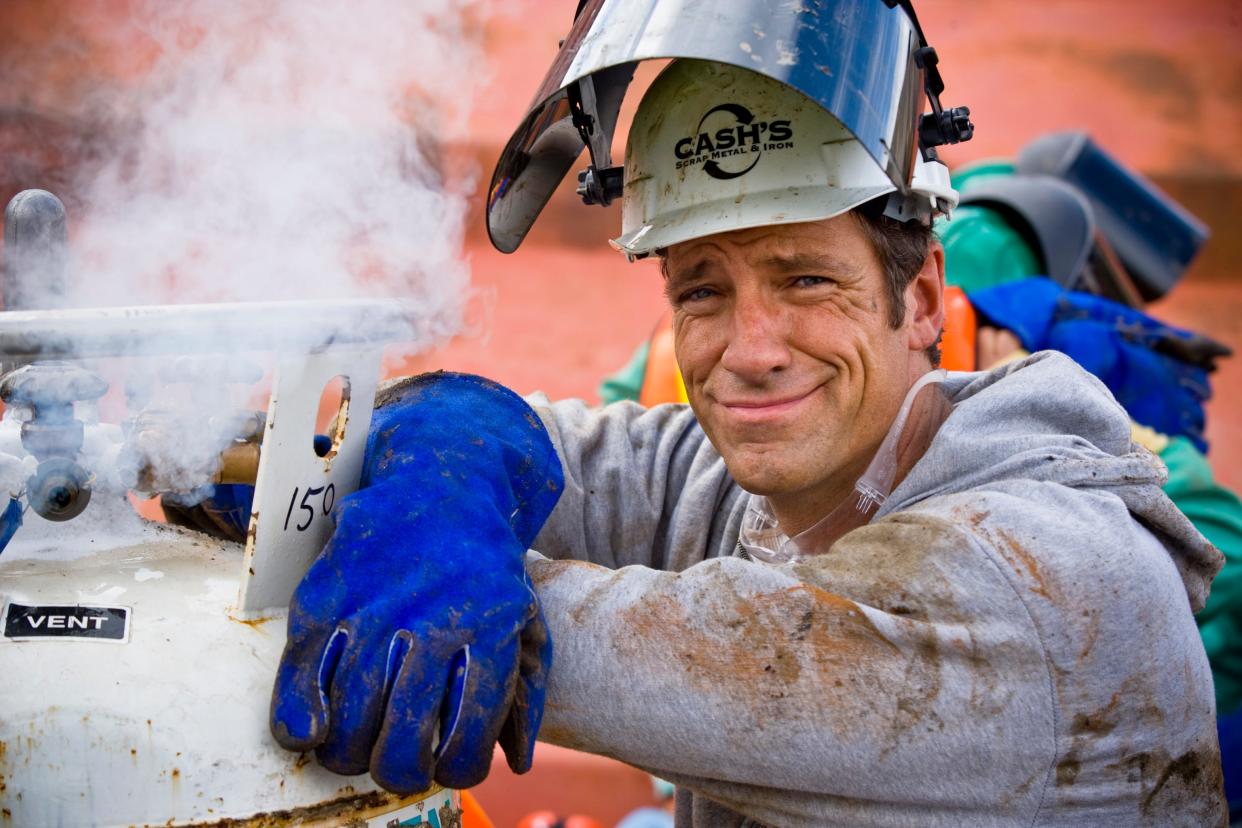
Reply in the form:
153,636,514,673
0,361,108,521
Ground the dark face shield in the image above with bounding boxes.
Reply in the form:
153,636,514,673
486,0,924,253
1018,132,1210,302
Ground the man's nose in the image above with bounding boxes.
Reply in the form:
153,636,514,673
719,297,792,382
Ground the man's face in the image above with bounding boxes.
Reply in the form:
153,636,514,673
664,214,942,531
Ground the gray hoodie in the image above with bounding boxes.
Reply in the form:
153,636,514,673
525,351,1226,827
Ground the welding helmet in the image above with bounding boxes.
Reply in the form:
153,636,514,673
486,0,973,257
1017,131,1209,302
940,134,1209,308
944,171,1149,306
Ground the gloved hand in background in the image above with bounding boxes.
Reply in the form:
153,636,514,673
969,277,1231,452
0,453,30,555
162,482,253,542
0,496,22,554
270,372,562,794
163,436,332,542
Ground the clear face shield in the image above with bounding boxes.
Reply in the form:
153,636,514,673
485,0,960,254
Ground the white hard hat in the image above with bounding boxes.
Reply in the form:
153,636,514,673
484,0,972,256
612,59,958,259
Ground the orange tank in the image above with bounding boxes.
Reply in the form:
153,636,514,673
939,285,978,372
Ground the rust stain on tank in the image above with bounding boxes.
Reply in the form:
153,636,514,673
182,787,444,827
321,401,349,470
245,510,260,546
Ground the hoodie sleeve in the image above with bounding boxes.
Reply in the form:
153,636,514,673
526,395,746,571
527,511,1056,828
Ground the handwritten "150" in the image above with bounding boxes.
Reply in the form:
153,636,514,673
283,483,337,532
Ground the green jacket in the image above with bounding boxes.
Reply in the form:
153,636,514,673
1163,436,1242,714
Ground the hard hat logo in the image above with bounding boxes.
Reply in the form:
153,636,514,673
672,103,795,180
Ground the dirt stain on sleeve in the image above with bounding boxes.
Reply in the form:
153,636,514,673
1055,757,1081,787
603,566,946,751
1137,749,1225,818
991,528,1052,600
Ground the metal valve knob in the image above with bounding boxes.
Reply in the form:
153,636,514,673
26,457,93,522
0,361,109,521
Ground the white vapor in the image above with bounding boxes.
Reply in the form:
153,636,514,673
60,0,486,349
0,0,492,518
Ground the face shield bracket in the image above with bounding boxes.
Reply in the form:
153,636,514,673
882,1,974,159
567,75,624,206
576,165,624,206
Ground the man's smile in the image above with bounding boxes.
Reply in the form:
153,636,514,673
713,383,824,425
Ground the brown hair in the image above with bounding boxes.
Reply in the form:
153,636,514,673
850,197,941,367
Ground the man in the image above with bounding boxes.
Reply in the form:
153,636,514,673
270,2,1226,824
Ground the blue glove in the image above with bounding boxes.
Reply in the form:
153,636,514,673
0,496,22,554
970,277,1226,452
162,483,253,541
270,372,562,793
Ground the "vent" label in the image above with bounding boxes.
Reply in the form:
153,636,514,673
3,603,130,643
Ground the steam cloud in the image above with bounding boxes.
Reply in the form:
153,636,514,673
0,0,492,531
5,0,487,338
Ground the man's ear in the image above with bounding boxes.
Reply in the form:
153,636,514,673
905,240,945,354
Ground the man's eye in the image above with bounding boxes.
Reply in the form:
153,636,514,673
793,275,831,288
679,286,718,304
